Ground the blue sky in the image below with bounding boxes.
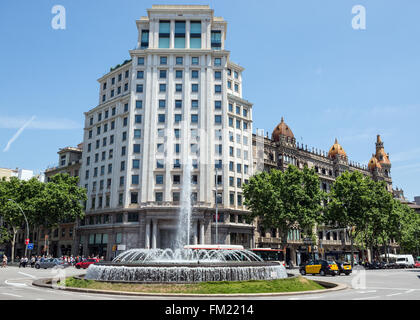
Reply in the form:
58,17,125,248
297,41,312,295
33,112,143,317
0,0,419,200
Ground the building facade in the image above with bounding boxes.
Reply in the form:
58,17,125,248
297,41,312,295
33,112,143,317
251,118,394,264
77,5,254,259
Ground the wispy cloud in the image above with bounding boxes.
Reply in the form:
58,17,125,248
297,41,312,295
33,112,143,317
3,116,36,152
0,116,82,130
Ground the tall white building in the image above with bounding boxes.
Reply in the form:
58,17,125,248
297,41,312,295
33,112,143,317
77,5,254,259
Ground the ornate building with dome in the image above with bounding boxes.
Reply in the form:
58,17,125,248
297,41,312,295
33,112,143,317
251,117,394,264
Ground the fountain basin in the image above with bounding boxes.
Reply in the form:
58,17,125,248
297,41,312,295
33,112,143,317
85,261,288,283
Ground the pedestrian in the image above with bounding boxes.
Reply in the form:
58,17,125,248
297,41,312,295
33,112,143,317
30,256,36,268
2,255,7,268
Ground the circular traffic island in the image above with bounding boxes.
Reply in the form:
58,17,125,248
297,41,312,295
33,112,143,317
62,274,326,295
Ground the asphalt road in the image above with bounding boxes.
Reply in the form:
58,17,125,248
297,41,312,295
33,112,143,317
0,265,419,300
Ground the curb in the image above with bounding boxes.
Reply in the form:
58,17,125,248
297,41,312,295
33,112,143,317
32,276,348,298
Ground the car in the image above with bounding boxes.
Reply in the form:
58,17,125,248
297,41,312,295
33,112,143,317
335,260,352,275
35,258,69,269
299,260,339,276
396,255,415,268
414,261,420,268
75,258,100,269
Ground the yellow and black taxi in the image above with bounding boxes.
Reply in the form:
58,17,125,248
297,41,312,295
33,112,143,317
336,260,352,275
299,260,339,276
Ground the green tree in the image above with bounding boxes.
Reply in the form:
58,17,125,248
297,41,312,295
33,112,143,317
0,174,86,261
243,165,325,251
326,171,373,266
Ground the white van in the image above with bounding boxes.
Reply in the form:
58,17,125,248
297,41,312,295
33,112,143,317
395,255,415,268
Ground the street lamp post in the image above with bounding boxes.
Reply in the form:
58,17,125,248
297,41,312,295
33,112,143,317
215,167,219,245
8,199,30,259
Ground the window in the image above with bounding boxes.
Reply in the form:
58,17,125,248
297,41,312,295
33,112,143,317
174,22,186,48
211,30,222,50
156,159,164,169
173,175,181,185
120,161,125,171
234,84,239,92
191,57,199,65
155,192,163,202
133,159,140,169
173,192,180,202
191,70,199,79
175,144,180,153
137,71,144,79
191,100,199,109
156,175,164,184
174,114,182,123
108,164,112,174
159,21,170,48
124,83,128,91
128,211,138,221
229,117,233,127
157,128,165,138
118,194,123,206
229,176,234,187
121,146,126,156
110,90,114,98
133,144,141,153
175,70,183,79
191,114,198,123
140,30,149,49
215,85,222,93
135,115,142,123
122,132,127,142
125,70,129,78
134,129,141,139
229,161,234,171
228,103,233,112
234,71,239,79
138,57,145,65
173,159,181,169
136,100,142,109
131,175,139,185
214,58,222,66
159,99,166,109
175,84,182,92
160,56,167,65
111,121,115,130
159,84,166,92
119,176,124,186
176,57,183,65
236,106,241,115
192,84,199,92
159,70,167,79
215,71,222,79
116,213,123,223
102,95,106,102
237,163,242,173
175,100,182,109
158,114,165,123
136,84,143,93
215,101,222,109
190,21,201,49
227,81,232,89
236,120,241,129
243,109,248,117
174,129,180,139
229,147,234,157
215,115,222,124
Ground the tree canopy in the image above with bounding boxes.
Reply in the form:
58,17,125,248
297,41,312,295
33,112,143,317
243,165,325,242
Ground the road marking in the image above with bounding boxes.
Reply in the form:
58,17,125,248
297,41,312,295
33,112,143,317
4,280,27,287
18,272,37,279
387,293,403,297
1,292,23,298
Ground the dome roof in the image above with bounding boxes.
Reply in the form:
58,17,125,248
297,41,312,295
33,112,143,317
368,154,382,170
328,138,347,159
272,117,294,142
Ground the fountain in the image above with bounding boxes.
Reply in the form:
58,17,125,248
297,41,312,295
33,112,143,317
85,156,288,283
